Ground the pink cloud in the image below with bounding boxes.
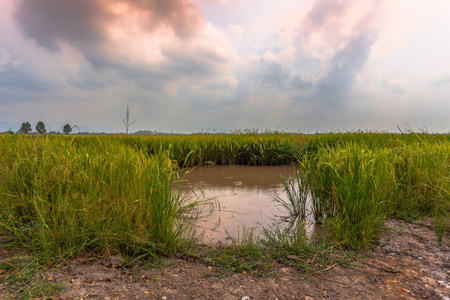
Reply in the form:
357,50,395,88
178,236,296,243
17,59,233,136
11,0,235,86
302,0,352,37
13,0,204,51
120,0,203,37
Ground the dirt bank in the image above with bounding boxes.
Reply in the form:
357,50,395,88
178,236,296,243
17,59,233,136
1,218,449,299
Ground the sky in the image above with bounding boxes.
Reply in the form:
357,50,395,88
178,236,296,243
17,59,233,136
1,0,450,133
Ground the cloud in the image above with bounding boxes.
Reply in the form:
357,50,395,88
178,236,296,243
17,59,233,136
13,0,202,50
241,0,382,108
315,30,378,106
290,75,313,90
0,48,55,92
131,0,203,37
12,0,234,86
189,79,241,108
295,0,382,107
0,66,55,92
434,76,450,86
255,57,290,89
14,0,113,51
3,0,449,133
228,24,244,40
302,0,351,37
0,48,18,72
382,77,408,93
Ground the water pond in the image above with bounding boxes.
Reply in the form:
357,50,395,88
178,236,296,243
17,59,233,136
179,165,305,242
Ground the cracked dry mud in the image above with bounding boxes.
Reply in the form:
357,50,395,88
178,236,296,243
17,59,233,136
1,218,449,299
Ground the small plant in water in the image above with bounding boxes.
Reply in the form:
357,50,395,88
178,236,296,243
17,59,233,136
274,170,309,221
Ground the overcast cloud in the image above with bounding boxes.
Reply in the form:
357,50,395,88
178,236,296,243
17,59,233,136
1,0,449,133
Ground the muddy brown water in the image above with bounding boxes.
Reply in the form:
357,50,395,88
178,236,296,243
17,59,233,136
178,165,314,242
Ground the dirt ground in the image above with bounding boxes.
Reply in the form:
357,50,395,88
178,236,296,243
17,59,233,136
1,218,449,300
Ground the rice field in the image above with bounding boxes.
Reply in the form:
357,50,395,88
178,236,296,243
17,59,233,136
0,132,448,258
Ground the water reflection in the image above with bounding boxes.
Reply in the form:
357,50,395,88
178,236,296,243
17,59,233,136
179,165,298,242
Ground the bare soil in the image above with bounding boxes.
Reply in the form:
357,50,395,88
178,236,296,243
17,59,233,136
1,218,449,300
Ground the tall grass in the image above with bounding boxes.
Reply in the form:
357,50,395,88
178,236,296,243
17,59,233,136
300,144,395,248
298,139,449,249
0,135,203,257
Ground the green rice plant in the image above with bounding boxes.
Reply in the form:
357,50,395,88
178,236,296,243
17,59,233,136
429,176,449,242
433,212,446,242
298,154,330,224
274,170,309,221
133,134,304,166
0,135,206,258
73,131,449,168
299,137,449,247
326,145,395,249
391,141,450,222
300,144,397,249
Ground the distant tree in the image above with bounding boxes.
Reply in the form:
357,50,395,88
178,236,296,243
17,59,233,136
63,124,72,134
36,121,46,134
123,106,136,134
18,122,32,134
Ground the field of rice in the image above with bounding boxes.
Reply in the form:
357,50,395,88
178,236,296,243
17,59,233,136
0,132,448,257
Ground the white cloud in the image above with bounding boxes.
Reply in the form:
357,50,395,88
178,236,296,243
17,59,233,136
228,23,244,40
0,48,19,72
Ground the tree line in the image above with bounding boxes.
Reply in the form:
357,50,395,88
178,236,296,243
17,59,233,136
12,121,75,135
6,107,135,135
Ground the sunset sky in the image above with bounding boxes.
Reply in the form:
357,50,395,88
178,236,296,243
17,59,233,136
1,0,449,133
